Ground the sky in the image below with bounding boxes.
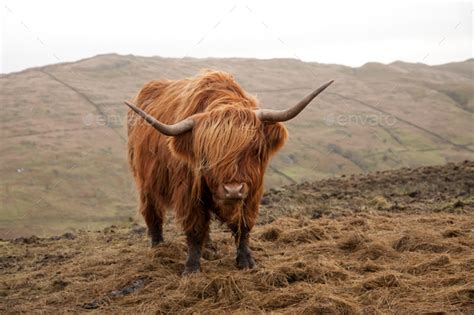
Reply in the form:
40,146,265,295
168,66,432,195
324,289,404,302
0,0,472,74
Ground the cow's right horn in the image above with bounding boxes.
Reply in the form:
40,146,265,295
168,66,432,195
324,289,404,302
255,80,334,122
124,101,194,136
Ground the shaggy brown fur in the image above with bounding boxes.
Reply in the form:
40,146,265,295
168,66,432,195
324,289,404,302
127,70,288,273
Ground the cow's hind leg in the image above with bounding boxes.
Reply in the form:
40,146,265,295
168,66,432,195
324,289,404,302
182,209,211,275
140,192,164,247
230,224,256,269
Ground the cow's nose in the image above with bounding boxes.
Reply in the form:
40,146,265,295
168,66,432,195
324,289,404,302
223,183,245,199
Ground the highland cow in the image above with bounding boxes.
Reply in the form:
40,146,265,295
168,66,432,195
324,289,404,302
126,70,333,274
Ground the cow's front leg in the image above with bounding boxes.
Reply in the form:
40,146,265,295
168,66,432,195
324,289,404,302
183,232,202,275
231,224,256,269
182,214,210,275
139,192,164,247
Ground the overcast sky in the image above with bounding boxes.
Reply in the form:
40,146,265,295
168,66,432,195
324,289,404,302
1,0,472,74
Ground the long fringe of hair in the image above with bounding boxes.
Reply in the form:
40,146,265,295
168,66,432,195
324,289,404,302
127,70,287,232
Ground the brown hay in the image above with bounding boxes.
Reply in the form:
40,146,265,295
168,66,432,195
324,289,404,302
258,259,349,288
276,264,310,284
361,305,383,315
259,227,281,241
2,194,473,314
442,286,474,310
260,287,310,311
181,275,247,304
358,261,384,273
256,269,289,288
338,232,369,252
407,254,451,275
349,218,368,227
436,276,467,287
279,225,327,243
368,196,391,210
441,229,465,238
299,294,361,315
461,258,474,272
360,272,401,291
392,234,448,253
356,242,399,261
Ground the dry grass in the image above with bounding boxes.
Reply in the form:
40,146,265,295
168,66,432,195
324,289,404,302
1,210,472,314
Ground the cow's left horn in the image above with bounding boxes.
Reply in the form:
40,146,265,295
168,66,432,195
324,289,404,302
255,80,334,122
124,101,194,136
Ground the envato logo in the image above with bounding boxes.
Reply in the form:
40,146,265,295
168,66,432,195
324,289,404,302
323,113,397,127
82,113,148,128
82,113,262,132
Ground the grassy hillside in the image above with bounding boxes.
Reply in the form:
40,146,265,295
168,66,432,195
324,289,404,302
0,55,473,237
1,161,473,314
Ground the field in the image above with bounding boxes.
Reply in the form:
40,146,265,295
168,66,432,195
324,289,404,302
0,55,473,237
1,161,473,314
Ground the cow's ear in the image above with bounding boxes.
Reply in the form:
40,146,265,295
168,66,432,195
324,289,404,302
264,122,288,156
167,132,195,163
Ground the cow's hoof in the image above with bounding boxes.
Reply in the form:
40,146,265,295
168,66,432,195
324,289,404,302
236,253,256,270
149,230,163,247
182,265,201,276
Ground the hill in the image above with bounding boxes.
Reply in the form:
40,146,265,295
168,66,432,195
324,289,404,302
0,55,473,237
1,161,473,314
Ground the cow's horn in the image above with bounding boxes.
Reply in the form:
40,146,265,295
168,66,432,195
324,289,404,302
255,80,334,122
124,101,194,136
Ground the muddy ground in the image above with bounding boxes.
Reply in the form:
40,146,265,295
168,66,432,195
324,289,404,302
1,161,473,314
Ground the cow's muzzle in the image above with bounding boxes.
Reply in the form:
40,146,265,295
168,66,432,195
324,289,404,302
217,182,248,202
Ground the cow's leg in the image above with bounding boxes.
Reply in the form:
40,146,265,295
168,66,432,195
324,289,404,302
139,192,164,247
182,210,210,275
230,224,256,269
